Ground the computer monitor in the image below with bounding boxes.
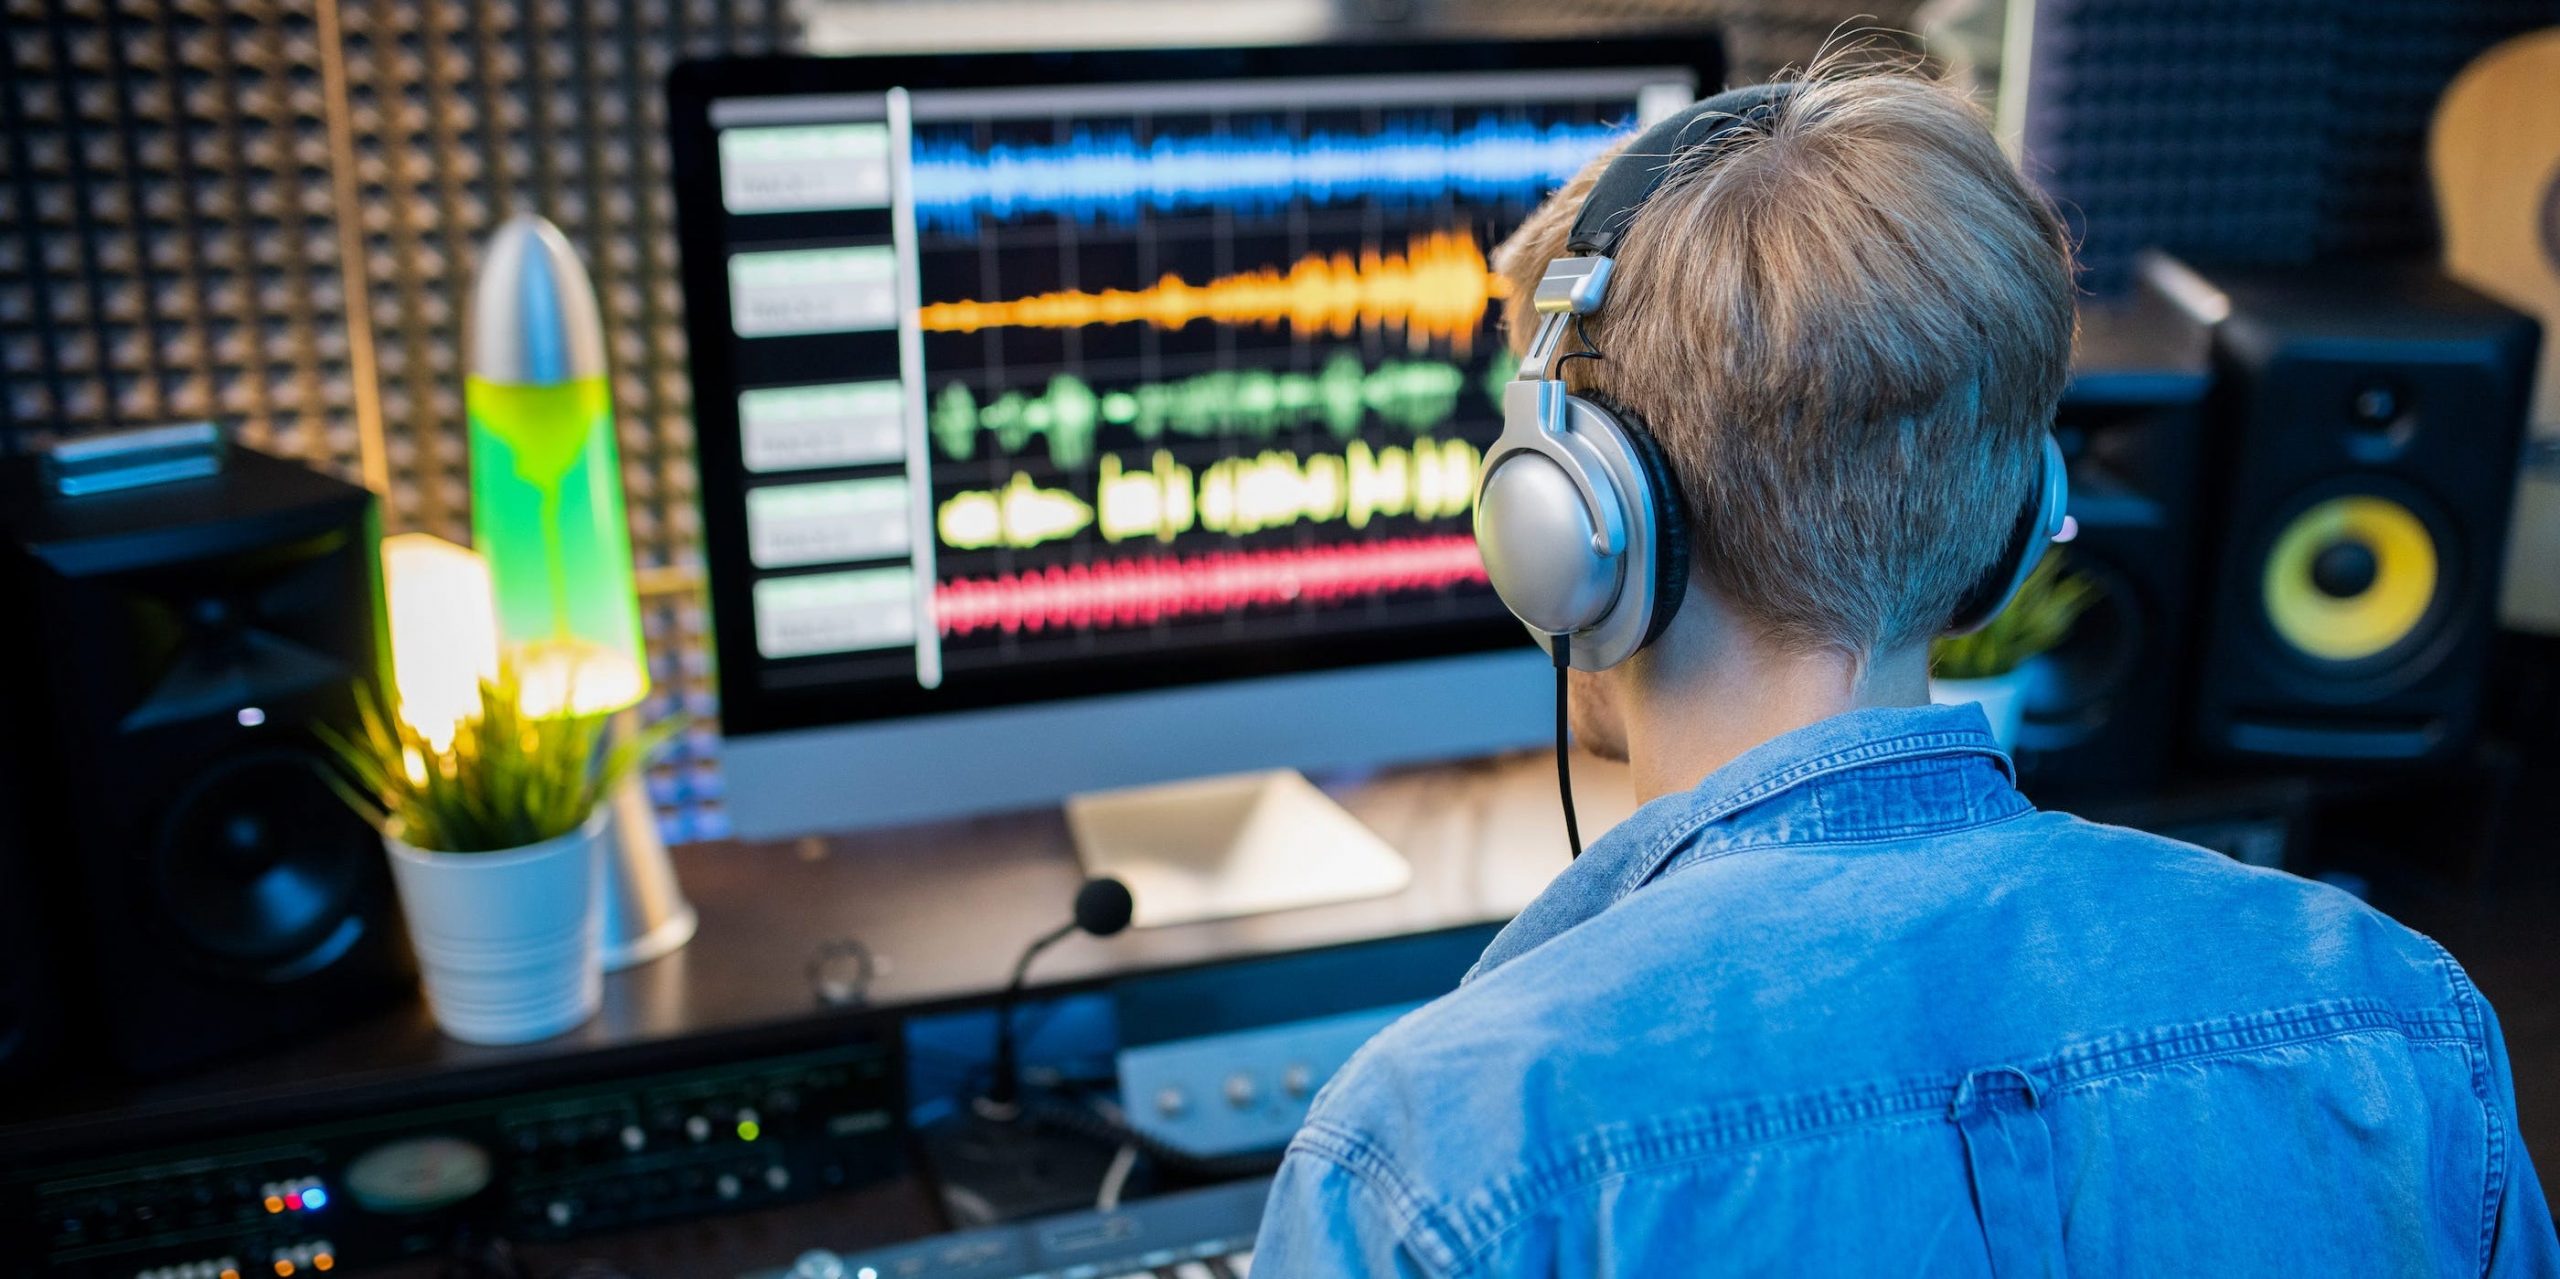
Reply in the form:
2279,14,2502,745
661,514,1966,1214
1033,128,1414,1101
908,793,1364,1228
668,39,1716,897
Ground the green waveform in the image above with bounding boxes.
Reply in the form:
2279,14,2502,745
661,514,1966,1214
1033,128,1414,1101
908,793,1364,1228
931,351,1475,469
938,435,1482,551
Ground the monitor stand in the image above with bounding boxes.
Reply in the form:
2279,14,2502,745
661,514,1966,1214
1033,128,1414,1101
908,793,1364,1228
1064,769,1412,929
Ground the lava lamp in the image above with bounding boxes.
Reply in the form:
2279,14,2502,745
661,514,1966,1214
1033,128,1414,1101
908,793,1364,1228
466,213,648,718
467,213,694,969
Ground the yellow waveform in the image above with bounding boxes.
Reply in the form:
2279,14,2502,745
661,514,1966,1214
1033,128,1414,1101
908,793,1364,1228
917,229,1506,352
1193,436,1480,536
1099,450,1196,543
937,473,1096,551
935,436,1483,551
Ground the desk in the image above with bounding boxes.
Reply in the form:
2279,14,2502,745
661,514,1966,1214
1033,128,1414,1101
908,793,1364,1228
1,750,1633,1276
0,749,1634,1164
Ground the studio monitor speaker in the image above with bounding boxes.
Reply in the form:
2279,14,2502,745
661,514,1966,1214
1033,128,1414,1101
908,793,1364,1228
2184,260,2540,763
0,448,412,1076
2014,282,2211,797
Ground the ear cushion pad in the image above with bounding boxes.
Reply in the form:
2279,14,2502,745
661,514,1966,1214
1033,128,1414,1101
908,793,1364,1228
1945,433,2069,634
1584,393,1691,648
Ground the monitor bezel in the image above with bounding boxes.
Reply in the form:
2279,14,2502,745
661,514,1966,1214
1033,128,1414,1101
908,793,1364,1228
667,36,1725,739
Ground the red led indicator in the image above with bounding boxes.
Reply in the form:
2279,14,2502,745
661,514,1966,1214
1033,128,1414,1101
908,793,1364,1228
284,1193,305,1211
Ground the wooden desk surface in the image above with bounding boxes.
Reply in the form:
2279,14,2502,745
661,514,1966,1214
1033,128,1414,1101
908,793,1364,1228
0,749,1637,1157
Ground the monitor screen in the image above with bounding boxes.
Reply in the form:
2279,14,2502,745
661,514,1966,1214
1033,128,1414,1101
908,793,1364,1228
670,41,1713,742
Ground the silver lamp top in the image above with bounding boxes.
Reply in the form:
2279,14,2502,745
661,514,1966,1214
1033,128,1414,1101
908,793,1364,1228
468,213,608,386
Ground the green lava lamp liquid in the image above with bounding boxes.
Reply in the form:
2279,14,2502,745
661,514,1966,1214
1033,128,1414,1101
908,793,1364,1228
467,373,649,714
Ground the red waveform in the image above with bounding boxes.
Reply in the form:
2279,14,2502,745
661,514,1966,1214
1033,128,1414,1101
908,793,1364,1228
935,534,1488,635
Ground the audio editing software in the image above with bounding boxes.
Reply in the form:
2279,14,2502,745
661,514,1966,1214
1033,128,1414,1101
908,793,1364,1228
702,67,1692,713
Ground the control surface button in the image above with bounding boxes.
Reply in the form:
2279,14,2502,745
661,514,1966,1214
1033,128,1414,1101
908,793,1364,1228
545,1199,574,1228
1154,1086,1188,1117
790,1251,847,1279
685,1114,713,1143
1281,1065,1313,1099
1223,1073,1257,1108
715,1173,742,1201
765,1165,792,1191
620,1124,647,1153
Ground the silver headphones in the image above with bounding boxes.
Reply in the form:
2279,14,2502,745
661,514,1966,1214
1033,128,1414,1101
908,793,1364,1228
1474,83,2071,672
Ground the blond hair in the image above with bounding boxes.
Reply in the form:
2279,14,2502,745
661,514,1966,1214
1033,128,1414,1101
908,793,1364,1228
1495,59,2076,657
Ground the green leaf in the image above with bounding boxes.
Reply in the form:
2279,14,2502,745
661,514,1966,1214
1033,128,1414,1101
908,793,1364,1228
1930,550,2102,680
314,663,690,854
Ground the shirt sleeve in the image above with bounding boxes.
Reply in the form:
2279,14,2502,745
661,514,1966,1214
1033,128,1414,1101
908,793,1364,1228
1253,1145,1438,1279
2480,996,2560,1276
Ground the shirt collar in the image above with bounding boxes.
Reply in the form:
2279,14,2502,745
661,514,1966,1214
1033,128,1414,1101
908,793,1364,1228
1464,701,2015,984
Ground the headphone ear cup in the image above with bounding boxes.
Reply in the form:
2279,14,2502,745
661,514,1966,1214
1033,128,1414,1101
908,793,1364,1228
1589,397,1691,648
1946,433,2070,634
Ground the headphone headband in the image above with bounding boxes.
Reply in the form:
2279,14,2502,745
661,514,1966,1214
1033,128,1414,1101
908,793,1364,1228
1566,82,1797,258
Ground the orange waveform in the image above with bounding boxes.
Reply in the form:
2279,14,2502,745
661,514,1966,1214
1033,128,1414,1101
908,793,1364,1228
917,228,1506,351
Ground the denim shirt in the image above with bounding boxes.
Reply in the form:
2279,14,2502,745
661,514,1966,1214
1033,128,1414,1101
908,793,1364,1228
1255,704,2556,1277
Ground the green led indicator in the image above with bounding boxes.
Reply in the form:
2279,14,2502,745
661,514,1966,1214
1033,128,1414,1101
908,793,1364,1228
736,1120,761,1142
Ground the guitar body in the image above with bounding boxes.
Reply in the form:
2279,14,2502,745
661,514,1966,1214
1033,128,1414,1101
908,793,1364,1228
2430,28,2560,631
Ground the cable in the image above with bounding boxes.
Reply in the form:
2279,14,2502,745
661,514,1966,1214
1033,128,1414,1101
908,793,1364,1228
1096,1143,1139,1212
1021,1095,1286,1182
1555,313,1605,376
1553,631,1583,860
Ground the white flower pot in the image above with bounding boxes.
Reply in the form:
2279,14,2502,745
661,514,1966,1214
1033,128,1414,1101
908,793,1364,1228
1931,665,2033,752
383,809,607,1045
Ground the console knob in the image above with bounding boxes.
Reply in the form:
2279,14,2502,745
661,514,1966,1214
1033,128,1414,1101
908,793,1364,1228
1154,1086,1188,1118
765,1164,792,1192
620,1124,647,1153
715,1172,742,1201
545,1199,575,1228
1282,1064,1315,1099
791,1250,847,1279
685,1114,713,1143
1224,1073,1258,1108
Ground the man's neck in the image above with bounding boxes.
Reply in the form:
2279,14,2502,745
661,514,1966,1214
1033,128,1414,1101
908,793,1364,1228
1622,627,1931,804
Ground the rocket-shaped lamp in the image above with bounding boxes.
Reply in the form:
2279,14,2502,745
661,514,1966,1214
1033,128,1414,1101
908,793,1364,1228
467,212,694,970
467,213,648,718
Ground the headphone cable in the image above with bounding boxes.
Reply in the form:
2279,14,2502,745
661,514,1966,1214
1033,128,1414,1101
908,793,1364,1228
1552,632,1584,860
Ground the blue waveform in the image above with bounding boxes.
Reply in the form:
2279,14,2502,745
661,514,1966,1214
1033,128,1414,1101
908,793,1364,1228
911,115,1627,233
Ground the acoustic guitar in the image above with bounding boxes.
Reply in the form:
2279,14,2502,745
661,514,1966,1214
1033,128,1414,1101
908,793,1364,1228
2430,27,2560,632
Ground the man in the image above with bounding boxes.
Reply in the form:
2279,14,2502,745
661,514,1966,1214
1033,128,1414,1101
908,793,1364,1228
1254,61,2556,1276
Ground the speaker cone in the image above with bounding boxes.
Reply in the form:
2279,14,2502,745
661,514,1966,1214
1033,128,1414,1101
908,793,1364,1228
152,751,371,975
2259,494,2441,664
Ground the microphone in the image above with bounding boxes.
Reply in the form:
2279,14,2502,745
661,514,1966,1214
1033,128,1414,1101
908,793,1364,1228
978,877,1134,1119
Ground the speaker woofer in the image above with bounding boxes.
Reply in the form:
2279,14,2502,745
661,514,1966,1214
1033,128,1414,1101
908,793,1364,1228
150,750,373,977
2259,494,2443,665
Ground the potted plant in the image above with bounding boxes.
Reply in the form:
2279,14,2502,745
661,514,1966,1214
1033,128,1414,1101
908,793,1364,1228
320,668,669,1045
1930,551,2100,751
